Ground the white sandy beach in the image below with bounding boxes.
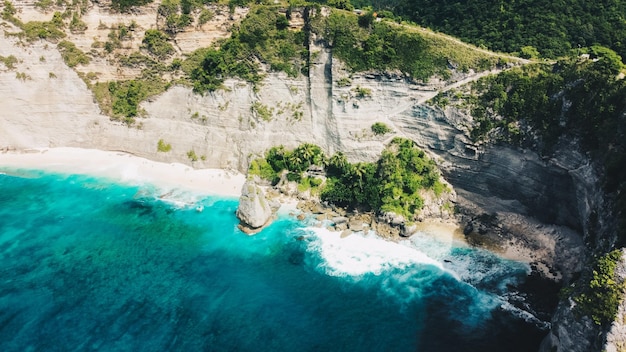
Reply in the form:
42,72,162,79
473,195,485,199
0,148,246,198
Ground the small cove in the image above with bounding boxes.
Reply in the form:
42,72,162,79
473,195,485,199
0,169,546,351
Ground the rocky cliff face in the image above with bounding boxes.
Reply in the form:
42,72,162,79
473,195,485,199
0,4,620,351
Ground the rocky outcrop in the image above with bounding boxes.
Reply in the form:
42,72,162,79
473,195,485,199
236,180,279,233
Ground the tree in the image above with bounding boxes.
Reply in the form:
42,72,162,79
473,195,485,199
111,0,153,12
327,0,354,11
520,45,540,59
276,14,289,31
327,152,348,177
191,49,227,93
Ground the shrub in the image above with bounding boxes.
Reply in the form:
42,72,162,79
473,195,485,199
69,12,88,33
251,101,274,122
248,158,278,182
353,86,372,98
371,122,392,135
57,40,90,67
34,0,53,11
198,9,213,26
19,13,66,41
157,139,172,152
142,29,174,59
187,149,198,162
15,72,31,81
0,55,18,70
2,0,17,21
336,77,352,87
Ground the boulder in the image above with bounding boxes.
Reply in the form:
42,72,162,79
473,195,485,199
236,180,276,232
401,223,419,237
332,216,349,225
340,229,353,238
348,220,364,232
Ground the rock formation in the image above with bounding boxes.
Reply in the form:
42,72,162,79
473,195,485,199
236,180,279,233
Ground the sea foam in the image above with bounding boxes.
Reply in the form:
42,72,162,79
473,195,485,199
305,227,443,277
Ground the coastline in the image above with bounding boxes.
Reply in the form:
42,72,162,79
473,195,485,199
0,147,246,198
0,147,551,271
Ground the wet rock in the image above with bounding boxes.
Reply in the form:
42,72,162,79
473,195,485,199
463,222,474,235
311,203,325,214
348,221,364,232
401,223,418,237
332,216,349,225
340,229,352,238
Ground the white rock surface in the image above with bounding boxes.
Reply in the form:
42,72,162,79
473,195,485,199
235,180,274,229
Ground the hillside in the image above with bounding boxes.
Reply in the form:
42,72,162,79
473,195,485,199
346,0,626,61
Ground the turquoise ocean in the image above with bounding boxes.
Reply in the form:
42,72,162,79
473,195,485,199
0,169,548,351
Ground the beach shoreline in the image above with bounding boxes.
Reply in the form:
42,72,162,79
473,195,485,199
0,147,246,198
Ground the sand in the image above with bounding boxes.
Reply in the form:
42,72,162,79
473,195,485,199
0,147,246,198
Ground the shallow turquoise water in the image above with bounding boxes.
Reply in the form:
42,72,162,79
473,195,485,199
0,170,546,351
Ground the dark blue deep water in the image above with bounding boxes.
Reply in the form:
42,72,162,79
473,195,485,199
0,170,547,351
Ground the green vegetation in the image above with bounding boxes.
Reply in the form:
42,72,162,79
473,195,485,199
157,139,172,152
187,149,199,162
336,77,352,87
352,85,371,98
34,0,53,11
198,9,214,26
464,48,626,244
0,55,18,70
2,0,17,21
92,75,167,125
69,12,88,33
188,5,307,93
57,40,90,67
158,0,192,33
104,22,136,53
111,0,153,12
15,72,31,81
371,122,391,135
250,101,274,121
382,0,626,61
316,9,499,81
248,157,277,181
251,138,445,218
573,250,626,325
142,29,175,59
4,10,66,42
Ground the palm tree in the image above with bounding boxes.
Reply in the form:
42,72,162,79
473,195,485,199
351,162,368,190
328,152,348,176
288,153,303,172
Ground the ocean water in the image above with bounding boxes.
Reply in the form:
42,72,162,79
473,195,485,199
0,169,547,351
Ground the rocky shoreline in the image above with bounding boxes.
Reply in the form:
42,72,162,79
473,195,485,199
234,177,572,331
